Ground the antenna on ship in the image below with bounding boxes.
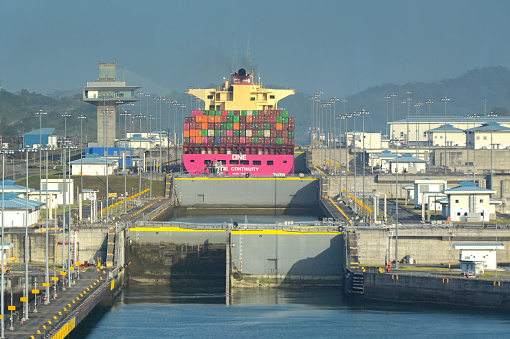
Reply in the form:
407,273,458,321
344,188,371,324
246,34,252,71
232,33,238,71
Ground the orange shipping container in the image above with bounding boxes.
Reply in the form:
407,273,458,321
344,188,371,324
233,123,240,130
246,116,253,123
214,116,221,123
202,122,208,129
276,123,283,130
196,115,202,122
208,116,215,123
183,130,190,138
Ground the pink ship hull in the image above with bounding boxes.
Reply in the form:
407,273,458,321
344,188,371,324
183,154,294,176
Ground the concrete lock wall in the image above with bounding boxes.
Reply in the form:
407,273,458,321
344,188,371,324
173,177,319,208
3,228,108,266
355,227,510,266
230,232,344,286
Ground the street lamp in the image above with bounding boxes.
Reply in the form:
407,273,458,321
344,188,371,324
390,94,397,139
41,146,55,306
331,97,340,175
442,97,450,175
414,102,422,159
19,147,36,320
147,115,155,199
101,108,114,222
120,111,131,140
77,115,86,200
0,148,13,337
406,92,412,147
63,142,77,284
384,95,391,137
487,112,497,190
360,110,369,222
425,100,433,171
35,110,47,204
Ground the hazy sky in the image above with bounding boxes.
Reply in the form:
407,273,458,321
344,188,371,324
2,0,510,98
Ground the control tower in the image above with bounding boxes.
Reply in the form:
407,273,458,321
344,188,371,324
83,63,140,147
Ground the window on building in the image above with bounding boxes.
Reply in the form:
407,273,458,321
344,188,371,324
457,212,461,216
455,199,459,203
480,199,484,203
251,97,256,101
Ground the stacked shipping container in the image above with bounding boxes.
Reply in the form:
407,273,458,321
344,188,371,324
183,109,295,155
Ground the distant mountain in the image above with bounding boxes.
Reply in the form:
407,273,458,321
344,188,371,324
280,66,510,144
2,66,510,146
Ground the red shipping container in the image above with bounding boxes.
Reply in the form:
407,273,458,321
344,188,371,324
234,110,240,116
184,123,190,130
220,116,227,123
233,137,240,143
289,117,295,124
240,137,246,144
222,110,228,116
240,116,246,123
282,124,289,131
282,137,289,145
270,116,277,123
202,136,208,143
246,123,252,129
245,137,251,144
226,136,233,143
270,138,276,144
240,123,246,130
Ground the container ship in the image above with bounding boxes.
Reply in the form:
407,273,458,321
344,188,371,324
184,68,295,177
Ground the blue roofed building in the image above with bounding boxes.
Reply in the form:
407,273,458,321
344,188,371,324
0,192,44,227
21,128,56,148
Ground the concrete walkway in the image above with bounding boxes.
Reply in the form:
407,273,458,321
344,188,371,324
7,267,109,338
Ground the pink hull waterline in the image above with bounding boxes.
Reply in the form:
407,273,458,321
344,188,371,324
183,154,294,176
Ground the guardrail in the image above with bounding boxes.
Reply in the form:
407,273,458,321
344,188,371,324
134,221,343,233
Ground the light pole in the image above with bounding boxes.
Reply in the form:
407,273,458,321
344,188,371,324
120,111,131,140
360,110,369,222
487,112,497,190
61,113,70,290
19,147,36,320
147,115,155,199
101,108,114,222
116,101,124,139
331,97,339,174
390,94,396,139
384,95,391,137
394,139,400,268
414,102,422,159
352,111,359,215
0,148,13,337
180,104,186,173
42,146,54,305
136,114,146,205
337,114,346,195
35,110,47,204
425,100,433,171
442,97,450,175
64,143,77,284
406,92,412,147
78,115,86,199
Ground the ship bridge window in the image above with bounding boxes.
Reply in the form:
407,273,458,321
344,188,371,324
270,95,275,99
240,160,249,165
230,160,239,165
253,160,262,165
283,160,287,163
267,161,274,166
207,95,213,99
251,97,256,101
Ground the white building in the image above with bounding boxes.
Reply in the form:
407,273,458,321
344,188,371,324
69,154,118,176
427,124,466,147
388,154,427,174
466,121,510,150
41,179,74,205
443,181,500,222
414,178,447,208
454,243,504,273
346,130,382,149
0,192,44,227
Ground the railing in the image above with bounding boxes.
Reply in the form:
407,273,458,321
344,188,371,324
134,220,343,233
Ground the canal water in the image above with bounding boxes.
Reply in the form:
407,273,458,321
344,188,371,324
73,215,510,338
75,285,510,338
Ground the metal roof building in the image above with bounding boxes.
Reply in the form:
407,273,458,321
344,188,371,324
22,128,55,148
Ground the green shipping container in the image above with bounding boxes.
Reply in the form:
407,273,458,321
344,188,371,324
276,137,283,144
252,137,259,144
282,110,289,117
233,116,240,123
227,123,234,130
228,111,234,116
233,130,240,137
264,123,271,130
258,130,264,137
201,129,208,136
214,130,221,137
226,116,233,123
253,110,259,116
282,117,289,123
216,110,222,116
288,131,294,138
241,110,247,116
240,130,246,137
221,123,227,130
276,116,283,123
